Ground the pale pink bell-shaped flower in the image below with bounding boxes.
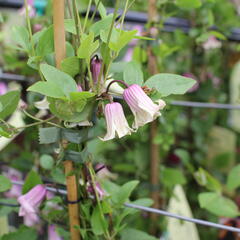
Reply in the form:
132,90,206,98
100,102,132,141
48,225,63,240
18,184,47,226
123,84,166,129
4,168,22,198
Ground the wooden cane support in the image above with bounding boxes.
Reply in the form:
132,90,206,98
53,1,80,239
64,160,81,240
53,0,66,68
147,0,161,234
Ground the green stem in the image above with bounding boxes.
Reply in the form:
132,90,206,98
119,0,129,32
87,64,94,90
73,0,83,42
89,0,101,24
83,0,93,33
88,163,112,240
96,0,120,94
15,116,60,130
22,110,63,128
24,0,35,56
116,0,135,26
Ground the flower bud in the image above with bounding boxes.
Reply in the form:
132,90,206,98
90,55,102,85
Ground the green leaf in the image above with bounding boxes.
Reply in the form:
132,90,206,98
0,123,16,138
38,127,60,144
1,225,37,240
27,81,65,98
69,91,96,100
121,228,158,240
198,192,239,217
145,73,196,97
0,91,20,120
91,206,108,235
64,19,76,34
36,25,54,57
77,32,99,62
110,61,127,74
48,97,95,122
194,168,222,192
100,27,119,43
0,175,12,192
40,63,77,97
0,13,3,23
113,180,139,205
161,167,186,187
123,61,144,86
175,0,202,9
40,154,54,170
11,26,30,51
109,30,137,52
89,15,113,36
51,167,65,184
60,56,80,77
227,164,240,191
0,199,18,216
22,170,43,194
94,0,107,18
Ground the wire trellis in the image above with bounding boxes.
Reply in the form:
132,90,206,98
0,180,238,234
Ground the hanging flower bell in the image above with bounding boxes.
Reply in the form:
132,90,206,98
123,84,166,129
101,102,132,141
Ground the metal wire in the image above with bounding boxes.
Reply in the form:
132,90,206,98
4,180,240,233
171,100,240,110
124,203,240,234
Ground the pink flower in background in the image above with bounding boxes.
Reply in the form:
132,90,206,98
0,82,8,95
123,84,166,128
48,225,63,240
101,102,132,141
202,36,222,50
123,25,143,62
183,73,199,92
18,184,46,226
33,24,43,33
4,168,22,198
77,84,83,92
207,72,221,87
90,56,102,85
19,0,36,18
95,163,117,180
87,182,107,200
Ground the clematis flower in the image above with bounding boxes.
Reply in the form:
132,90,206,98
123,84,166,129
90,56,102,85
104,79,124,96
19,0,36,18
95,163,117,180
202,36,222,50
0,82,8,95
4,168,22,198
48,225,63,240
18,184,47,226
87,182,107,200
100,102,132,141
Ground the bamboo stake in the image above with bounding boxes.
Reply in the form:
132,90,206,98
64,161,81,240
53,1,80,239
53,0,66,68
147,0,160,234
